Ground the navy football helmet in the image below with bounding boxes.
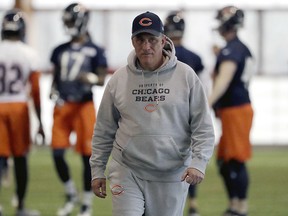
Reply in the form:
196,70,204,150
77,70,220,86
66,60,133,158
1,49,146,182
62,3,89,37
216,6,244,33
164,11,185,38
1,9,26,41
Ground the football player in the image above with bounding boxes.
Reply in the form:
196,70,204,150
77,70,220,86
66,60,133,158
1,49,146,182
49,3,108,216
0,9,44,216
164,11,204,216
209,6,254,216
164,11,204,76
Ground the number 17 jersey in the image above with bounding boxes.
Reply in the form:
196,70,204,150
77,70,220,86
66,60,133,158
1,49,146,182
50,39,107,102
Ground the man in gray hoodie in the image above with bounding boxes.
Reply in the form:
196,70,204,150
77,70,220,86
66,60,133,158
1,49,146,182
90,11,215,216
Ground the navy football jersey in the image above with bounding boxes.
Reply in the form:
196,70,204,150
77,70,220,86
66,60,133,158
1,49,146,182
175,45,204,75
214,36,253,109
50,39,107,102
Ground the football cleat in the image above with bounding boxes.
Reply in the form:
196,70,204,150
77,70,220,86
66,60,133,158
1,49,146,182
11,195,18,207
77,205,91,216
188,207,200,216
223,208,246,216
57,194,78,216
16,209,40,216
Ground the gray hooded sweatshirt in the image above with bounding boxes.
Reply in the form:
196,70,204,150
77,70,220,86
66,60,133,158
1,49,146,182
90,37,215,182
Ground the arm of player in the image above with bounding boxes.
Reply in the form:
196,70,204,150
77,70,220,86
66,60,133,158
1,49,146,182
181,168,204,185
91,178,107,198
208,60,236,107
77,66,108,86
95,66,108,86
29,71,45,144
49,66,60,101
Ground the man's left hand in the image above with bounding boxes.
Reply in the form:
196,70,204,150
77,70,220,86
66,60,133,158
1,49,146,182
181,168,204,185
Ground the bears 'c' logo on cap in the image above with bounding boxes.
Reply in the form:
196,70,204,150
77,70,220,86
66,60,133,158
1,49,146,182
139,17,152,26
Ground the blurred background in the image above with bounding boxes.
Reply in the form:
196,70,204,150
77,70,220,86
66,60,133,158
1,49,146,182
1,0,288,146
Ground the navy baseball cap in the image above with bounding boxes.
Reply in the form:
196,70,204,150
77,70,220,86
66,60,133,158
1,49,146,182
132,11,164,38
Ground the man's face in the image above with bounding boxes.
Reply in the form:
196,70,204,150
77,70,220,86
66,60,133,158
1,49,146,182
132,33,166,71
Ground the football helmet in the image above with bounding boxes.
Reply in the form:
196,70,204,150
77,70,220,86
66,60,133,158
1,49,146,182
164,11,185,38
62,3,89,37
215,6,244,33
1,9,26,41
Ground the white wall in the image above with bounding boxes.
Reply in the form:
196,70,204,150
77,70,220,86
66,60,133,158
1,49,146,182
214,76,288,146
249,76,288,145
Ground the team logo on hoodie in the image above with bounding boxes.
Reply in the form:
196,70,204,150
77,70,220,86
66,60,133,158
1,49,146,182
144,103,158,112
132,83,170,112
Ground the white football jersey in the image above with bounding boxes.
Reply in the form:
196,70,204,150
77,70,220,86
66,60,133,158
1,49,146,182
0,40,40,103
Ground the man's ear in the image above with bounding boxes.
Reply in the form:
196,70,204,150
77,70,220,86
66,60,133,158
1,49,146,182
131,38,136,48
162,36,166,45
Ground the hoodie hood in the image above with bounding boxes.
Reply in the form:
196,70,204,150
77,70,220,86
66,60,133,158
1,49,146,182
127,36,177,74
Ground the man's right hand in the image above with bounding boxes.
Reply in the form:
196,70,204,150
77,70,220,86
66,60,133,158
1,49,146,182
91,178,107,198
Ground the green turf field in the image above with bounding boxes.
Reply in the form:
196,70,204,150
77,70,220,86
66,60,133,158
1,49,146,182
1,146,287,216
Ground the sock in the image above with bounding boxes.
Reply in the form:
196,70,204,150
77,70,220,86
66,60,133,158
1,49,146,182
236,164,249,199
82,155,92,191
188,184,197,198
53,149,70,182
82,191,93,207
219,160,236,198
79,191,93,213
64,180,77,195
14,156,28,210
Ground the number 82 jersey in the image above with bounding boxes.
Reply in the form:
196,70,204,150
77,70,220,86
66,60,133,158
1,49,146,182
0,40,40,103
